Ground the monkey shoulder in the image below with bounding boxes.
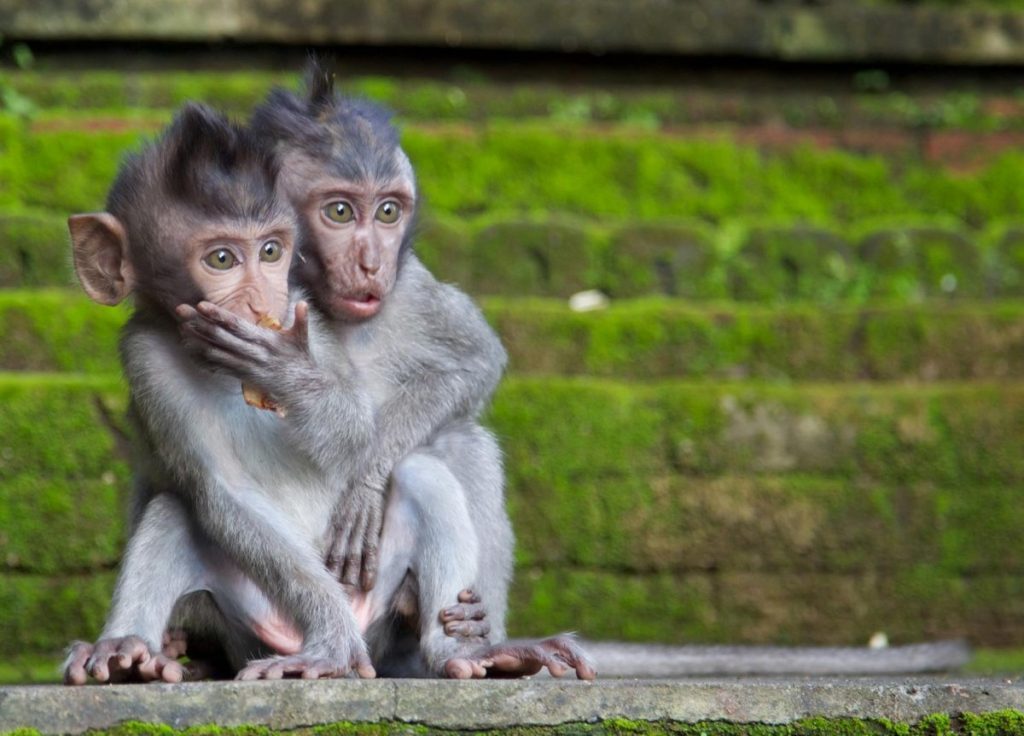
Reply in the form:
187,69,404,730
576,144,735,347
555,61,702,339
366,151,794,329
119,309,234,415
392,257,505,366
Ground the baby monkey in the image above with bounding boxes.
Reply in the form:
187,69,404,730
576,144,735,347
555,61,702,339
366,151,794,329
64,102,379,683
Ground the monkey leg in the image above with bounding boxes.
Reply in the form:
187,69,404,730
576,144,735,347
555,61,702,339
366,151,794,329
64,494,208,685
396,451,488,674
430,422,513,646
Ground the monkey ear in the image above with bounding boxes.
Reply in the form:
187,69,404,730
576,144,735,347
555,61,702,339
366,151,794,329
68,212,135,305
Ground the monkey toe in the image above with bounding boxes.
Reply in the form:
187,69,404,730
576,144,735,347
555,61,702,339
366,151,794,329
539,636,597,681
444,657,488,679
63,642,93,686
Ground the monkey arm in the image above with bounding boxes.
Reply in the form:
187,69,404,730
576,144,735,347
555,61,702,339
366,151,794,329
357,263,508,488
326,263,508,588
176,300,376,476
122,323,373,676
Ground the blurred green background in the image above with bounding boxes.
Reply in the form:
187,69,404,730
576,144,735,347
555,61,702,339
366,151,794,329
2,0,1024,683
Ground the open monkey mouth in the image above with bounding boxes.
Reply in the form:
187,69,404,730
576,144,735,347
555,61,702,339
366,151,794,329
334,291,382,319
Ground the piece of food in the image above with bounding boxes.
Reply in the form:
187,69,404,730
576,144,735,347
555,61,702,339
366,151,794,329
242,314,286,417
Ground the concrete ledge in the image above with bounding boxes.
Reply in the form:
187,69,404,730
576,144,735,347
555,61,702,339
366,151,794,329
2,678,1023,734
4,1,1024,65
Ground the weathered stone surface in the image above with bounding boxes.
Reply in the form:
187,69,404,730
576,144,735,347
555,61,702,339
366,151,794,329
2,678,1023,734
4,1,1024,64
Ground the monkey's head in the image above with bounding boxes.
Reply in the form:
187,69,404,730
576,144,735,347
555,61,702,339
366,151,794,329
69,102,297,327
251,61,416,323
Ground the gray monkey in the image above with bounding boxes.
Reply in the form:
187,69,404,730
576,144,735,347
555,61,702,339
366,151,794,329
178,63,595,680
63,102,379,683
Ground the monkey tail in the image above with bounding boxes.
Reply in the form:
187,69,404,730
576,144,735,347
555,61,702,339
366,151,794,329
580,639,971,677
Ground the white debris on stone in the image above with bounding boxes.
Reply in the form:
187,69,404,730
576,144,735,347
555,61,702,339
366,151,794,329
569,290,610,312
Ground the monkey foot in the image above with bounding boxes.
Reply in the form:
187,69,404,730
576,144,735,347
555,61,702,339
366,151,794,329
63,636,188,685
444,634,597,681
236,651,376,681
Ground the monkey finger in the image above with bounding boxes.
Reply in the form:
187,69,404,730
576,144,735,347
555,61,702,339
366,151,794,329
458,589,482,604
183,320,270,363
162,629,189,659
63,642,93,686
446,619,492,639
360,550,378,591
441,602,487,623
174,304,200,321
115,636,150,669
353,653,376,679
341,553,362,587
88,655,112,683
288,301,311,346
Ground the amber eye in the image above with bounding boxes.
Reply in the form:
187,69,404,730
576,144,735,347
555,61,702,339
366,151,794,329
375,200,401,224
204,248,236,270
324,201,355,223
260,240,284,263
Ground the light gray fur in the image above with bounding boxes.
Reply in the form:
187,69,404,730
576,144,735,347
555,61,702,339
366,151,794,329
266,256,513,674
91,302,370,674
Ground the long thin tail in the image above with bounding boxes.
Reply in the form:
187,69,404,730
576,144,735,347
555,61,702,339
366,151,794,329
581,639,971,677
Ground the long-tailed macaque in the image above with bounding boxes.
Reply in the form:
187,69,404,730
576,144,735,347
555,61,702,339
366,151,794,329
176,64,594,680
63,102,382,683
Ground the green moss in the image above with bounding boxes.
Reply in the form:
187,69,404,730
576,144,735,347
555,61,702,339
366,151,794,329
602,221,722,299
0,653,61,684
728,225,858,303
414,215,473,287
967,648,1024,676
0,572,116,655
507,474,968,576
855,223,984,300
0,290,128,373
9,291,1024,381
0,212,72,287
468,217,603,297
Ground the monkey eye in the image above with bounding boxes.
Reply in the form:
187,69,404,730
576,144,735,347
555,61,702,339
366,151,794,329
375,200,401,224
204,248,237,270
260,240,284,263
324,201,355,224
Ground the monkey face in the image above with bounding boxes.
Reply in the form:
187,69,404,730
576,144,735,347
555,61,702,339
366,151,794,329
184,216,296,325
280,153,415,322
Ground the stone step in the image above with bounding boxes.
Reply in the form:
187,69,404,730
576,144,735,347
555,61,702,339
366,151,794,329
5,0,1024,65
10,70,1024,139
3,374,1024,650
7,116,1024,233
3,210,1023,300
2,678,1023,735
3,290,1024,381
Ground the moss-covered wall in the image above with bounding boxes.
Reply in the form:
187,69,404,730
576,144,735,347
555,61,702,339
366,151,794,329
0,61,1023,671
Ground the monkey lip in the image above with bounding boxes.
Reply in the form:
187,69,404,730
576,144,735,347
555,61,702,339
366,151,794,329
334,292,382,319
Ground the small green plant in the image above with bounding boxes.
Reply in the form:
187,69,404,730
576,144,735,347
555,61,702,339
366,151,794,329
0,38,35,118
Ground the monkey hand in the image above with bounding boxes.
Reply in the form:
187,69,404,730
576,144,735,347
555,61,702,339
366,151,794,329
444,635,597,681
325,476,386,590
63,636,188,685
175,300,315,397
440,588,491,643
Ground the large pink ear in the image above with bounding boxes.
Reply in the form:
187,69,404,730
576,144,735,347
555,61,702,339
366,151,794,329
68,213,135,306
